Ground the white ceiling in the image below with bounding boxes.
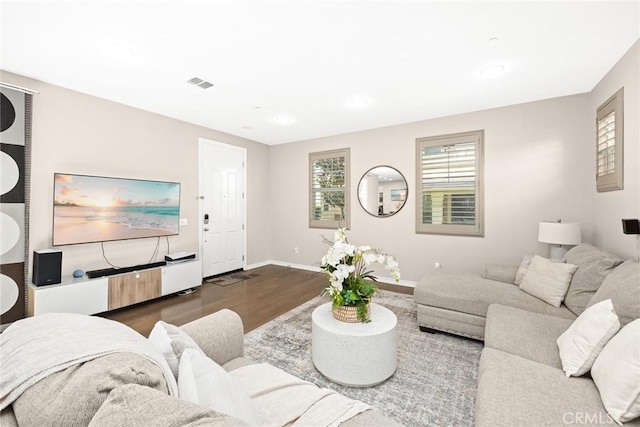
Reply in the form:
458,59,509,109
1,1,639,145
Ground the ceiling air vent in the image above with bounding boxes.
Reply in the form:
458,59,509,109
187,77,214,89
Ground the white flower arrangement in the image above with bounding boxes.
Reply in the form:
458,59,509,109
320,228,401,322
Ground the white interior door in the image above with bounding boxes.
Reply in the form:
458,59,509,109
199,138,246,278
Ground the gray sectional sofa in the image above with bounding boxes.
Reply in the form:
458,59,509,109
0,309,399,426
414,263,577,340
414,243,632,340
415,243,640,426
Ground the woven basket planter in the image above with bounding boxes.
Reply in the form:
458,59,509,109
331,303,371,323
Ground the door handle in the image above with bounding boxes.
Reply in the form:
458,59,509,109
204,227,209,231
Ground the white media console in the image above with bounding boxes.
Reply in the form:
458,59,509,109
28,259,202,316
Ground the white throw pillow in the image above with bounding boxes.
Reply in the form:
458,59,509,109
178,349,260,426
148,320,205,378
556,299,620,377
514,255,534,285
591,319,640,425
519,255,578,307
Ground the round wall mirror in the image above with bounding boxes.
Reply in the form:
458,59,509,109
357,166,408,217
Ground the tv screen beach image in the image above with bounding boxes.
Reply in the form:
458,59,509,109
53,174,181,246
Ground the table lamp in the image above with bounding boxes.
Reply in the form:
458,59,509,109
538,220,582,260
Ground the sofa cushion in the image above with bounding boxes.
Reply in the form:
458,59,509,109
417,304,486,340
12,353,168,427
562,243,624,316
484,304,573,369
587,260,640,326
415,272,576,320
89,384,245,427
148,320,205,378
178,349,259,425
557,299,620,377
484,263,519,284
519,255,578,308
475,348,615,427
591,319,640,425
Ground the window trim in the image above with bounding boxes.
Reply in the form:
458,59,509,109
596,88,623,192
309,148,350,229
415,130,484,237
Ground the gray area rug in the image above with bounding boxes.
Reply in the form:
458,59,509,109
244,290,483,426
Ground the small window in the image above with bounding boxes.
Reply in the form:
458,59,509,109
309,148,350,229
416,130,484,236
596,88,623,192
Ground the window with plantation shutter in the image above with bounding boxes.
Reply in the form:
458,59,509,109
416,130,484,236
309,148,350,229
596,88,623,192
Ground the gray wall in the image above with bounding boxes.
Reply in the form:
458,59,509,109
1,71,272,278
269,40,639,284
589,40,640,258
270,94,592,283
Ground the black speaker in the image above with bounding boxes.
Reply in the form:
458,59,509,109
32,249,62,286
622,219,640,235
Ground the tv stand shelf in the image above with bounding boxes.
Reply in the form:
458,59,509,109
28,259,202,316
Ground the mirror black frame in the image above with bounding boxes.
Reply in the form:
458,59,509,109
357,165,408,218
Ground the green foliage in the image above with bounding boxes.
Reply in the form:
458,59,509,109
328,276,378,322
313,157,345,209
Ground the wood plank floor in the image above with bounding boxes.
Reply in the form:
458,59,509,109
101,264,413,337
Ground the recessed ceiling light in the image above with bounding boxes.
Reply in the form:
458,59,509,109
479,64,506,78
273,114,295,125
347,96,372,109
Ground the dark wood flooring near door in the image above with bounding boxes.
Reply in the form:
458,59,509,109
101,264,413,337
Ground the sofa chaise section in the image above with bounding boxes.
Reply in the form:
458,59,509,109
414,243,629,341
414,269,576,340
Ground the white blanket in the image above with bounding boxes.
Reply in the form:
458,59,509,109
230,363,370,427
0,313,178,410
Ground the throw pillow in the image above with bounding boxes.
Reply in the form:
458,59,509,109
556,299,620,377
89,384,246,427
562,243,623,316
591,319,640,424
148,321,205,378
514,255,534,285
519,255,578,308
587,260,640,327
178,349,260,426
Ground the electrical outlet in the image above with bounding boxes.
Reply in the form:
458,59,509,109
294,247,299,254
179,218,188,226
435,262,441,269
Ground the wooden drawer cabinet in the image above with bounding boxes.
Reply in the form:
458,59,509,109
108,268,161,310
28,259,202,316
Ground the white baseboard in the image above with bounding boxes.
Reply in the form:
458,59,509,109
244,259,274,270
245,260,416,288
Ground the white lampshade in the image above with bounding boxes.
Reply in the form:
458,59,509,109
538,221,582,245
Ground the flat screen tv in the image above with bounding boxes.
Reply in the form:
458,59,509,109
52,173,181,246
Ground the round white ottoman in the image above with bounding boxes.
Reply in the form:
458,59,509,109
311,302,398,387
